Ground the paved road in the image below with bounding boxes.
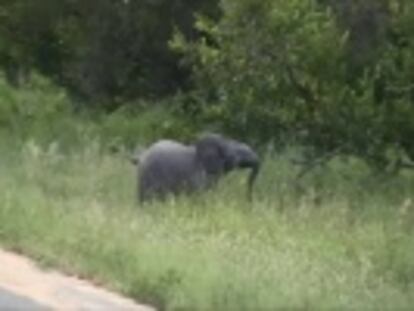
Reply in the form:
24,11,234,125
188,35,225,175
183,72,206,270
0,287,48,310
0,249,154,310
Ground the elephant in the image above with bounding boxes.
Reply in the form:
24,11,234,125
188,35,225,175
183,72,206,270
133,133,260,202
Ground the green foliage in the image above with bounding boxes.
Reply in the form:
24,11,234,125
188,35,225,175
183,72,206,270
0,0,65,85
0,0,220,103
3,0,414,172
0,74,72,142
172,0,345,142
0,74,194,151
172,0,414,169
96,103,195,150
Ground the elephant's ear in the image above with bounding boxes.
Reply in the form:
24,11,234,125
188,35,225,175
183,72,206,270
195,134,227,175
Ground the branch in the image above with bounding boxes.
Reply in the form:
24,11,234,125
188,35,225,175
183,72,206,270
292,147,344,181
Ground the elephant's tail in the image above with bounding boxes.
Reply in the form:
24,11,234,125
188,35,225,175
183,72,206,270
130,145,146,165
130,155,140,165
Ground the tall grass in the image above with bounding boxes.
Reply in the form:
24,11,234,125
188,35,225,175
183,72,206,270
0,137,413,310
1,75,413,309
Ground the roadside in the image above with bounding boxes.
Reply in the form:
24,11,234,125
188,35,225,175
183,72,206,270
0,249,154,310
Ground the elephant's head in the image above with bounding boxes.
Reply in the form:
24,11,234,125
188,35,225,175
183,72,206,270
195,134,260,200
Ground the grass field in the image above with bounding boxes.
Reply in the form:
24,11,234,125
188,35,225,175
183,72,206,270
0,137,413,310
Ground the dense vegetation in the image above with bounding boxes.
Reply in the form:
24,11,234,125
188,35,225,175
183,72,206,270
173,0,414,169
1,80,414,309
1,0,414,309
2,0,414,169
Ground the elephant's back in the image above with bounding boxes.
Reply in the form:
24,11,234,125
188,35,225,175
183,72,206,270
139,140,199,180
140,140,194,165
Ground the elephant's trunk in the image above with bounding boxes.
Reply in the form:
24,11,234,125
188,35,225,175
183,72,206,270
234,145,260,201
247,162,260,201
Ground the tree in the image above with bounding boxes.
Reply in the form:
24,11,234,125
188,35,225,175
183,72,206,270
0,0,65,86
172,0,414,170
0,0,220,106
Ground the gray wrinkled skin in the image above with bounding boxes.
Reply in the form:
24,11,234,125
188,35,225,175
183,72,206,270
135,134,260,202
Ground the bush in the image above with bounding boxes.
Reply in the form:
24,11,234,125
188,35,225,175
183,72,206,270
0,74,196,151
96,102,196,150
172,0,414,170
0,74,74,143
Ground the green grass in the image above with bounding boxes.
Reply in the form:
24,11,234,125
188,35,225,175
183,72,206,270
0,138,414,310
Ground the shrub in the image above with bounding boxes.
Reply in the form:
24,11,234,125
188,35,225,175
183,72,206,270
172,0,414,170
